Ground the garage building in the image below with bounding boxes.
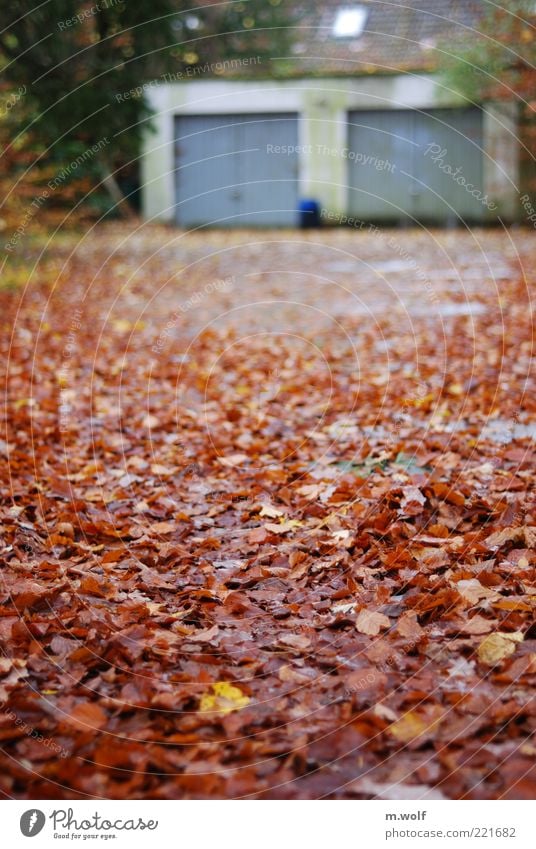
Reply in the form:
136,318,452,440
141,2,519,227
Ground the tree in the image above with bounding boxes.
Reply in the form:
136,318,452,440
0,1,180,215
172,0,298,72
440,0,536,199
0,1,298,218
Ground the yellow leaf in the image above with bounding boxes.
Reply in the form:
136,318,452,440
112,319,133,333
412,392,435,407
199,682,250,715
491,599,531,612
389,711,428,742
389,709,443,742
447,382,463,396
477,631,523,666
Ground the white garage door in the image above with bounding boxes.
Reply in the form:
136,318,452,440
347,108,485,223
174,113,299,227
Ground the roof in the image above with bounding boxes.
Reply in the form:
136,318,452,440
285,0,486,76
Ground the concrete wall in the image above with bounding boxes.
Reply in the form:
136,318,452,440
483,101,519,220
141,76,519,223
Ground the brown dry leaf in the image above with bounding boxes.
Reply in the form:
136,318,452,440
248,527,269,544
524,526,536,547
65,702,107,732
278,633,311,651
149,521,176,534
477,631,524,666
432,482,465,506
189,625,220,643
278,665,311,684
218,453,248,468
457,614,495,635
400,486,426,511
79,576,107,597
349,779,446,800
258,503,284,518
296,484,324,500
0,658,13,676
374,702,398,722
397,613,424,640
356,609,390,636
492,597,532,611
142,414,159,428
455,578,499,604
346,667,386,693
485,526,525,547
150,464,175,476
264,519,302,534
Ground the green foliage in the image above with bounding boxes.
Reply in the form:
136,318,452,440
0,1,177,165
0,1,297,213
439,1,536,194
171,0,298,71
441,1,535,104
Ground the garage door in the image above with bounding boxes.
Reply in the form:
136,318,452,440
174,113,299,227
347,108,484,223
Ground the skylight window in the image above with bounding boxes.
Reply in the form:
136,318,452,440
333,7,368,38
185,15,201,30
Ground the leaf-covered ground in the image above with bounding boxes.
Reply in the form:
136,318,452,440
1,223,535,799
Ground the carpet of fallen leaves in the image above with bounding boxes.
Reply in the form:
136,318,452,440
1,223,535,800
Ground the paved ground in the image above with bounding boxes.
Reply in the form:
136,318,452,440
1,223,535,800
53,223,536,441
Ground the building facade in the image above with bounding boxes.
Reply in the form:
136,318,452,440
141,2,520,227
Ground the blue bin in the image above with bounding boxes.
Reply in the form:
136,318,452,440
298,198,320,228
